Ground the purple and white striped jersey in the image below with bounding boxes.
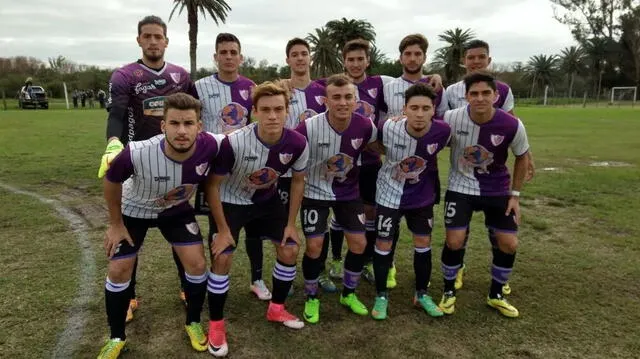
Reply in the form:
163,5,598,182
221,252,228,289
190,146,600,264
354,75,388,167
382,76,444,119
376,118,451,209
106,132,224,219
213,123,309,205
107,61,195,143
438,80,514,115
286,82,326,129
195,74,255,134
295,112,377,201
445,107,529,196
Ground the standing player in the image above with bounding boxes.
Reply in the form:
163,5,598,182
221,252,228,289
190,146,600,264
98,93,222,358
295,74,377,323
205,82,308,357
438,72,529,318
370,83,450,320
96,15,196,322
437,40,536,294
194,33,270,301
380,33,444,289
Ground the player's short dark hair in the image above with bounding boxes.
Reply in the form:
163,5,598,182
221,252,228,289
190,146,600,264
342,39,370,59
463,71,497,94
399,34,428,54
325,73,353,89
216,33,241,51
138,15,167,37
252,81,290,109
464,40,490,55
163,93,202,120
404,82,437,105
286,38,310,57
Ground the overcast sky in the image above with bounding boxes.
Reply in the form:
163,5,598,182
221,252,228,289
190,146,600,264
0,0,576,70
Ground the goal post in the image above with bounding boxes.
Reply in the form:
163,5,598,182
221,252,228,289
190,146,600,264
610,87,637,107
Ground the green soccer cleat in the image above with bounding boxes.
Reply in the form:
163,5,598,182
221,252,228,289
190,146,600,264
371,295,388,320
303,298,320,323
454,264,465,290
319,272,338,293
414,293,444,317
386,264,397,289
340,293,368,316
97,338,126,359
329,259,344,279
185,322,208,352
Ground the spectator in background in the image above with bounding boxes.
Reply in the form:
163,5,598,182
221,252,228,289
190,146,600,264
81,90,87,108
97,89,106,108
88,89,95,108
72,89,79,109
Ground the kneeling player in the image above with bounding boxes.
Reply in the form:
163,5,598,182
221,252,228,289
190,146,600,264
295,74,377,323
205,82,308,357
98,93,222,358
370,83,450,320
439,72,530,318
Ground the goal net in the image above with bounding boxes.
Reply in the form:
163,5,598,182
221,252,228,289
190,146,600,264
610,87,637,106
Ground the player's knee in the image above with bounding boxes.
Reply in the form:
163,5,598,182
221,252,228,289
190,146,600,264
305,237,323,258
347,234,366,254
375,239,392,252
414,235,431,248
278,245,299,264
211,252,233,274
445,232,466,250
496,235,518,254
107,259,134,283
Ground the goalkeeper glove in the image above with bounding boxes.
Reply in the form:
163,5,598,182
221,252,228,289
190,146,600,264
97,139,124,178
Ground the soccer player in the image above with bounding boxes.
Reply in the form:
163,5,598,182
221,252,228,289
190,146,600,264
438,72,530,318
205,82,308,357
194,33,270,301
295,74,377,323
96,15,196,322
370,82,450,320
437,40,536,294
380,33,445,289
98,93,222,358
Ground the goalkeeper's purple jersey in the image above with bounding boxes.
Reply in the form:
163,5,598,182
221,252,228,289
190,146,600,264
107,60,196,143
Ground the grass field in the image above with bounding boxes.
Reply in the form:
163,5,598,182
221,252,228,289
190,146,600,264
1,106,639,358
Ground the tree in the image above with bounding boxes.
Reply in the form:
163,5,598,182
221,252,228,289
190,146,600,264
306,27,342,78
368,45,387,69
169,0,231,80
525,54,559,97
620,5,640,84
550,0,637,42
559,46,586,97
434,28,476,84
325,18,376,54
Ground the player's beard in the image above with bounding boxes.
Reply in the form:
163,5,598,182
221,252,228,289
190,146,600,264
166,138,195,153
144,49,165,63
403,65,423,75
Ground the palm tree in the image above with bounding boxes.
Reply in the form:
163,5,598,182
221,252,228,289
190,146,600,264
559,46,586,98
525,54,559,98
436,28,476,84
306,27,342,78
368,45,387,69
169,0,232,79
325,18,376,54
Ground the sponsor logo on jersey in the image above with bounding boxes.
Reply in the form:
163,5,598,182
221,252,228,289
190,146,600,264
325,153,354,182
186,222,200,235
154,79,167,87
427,143,438,155
351,138,363,150
456,130,469,136
318,142,330,148
239,89,249,101
394,155,427,183
461,144,494,174
354,100,375,121
170,72,181,84
279,153,293,165
208,93,220,99
394,92,405,97
243,155,258,161
219,102,248,130
394,143,407,149
142,96,165,117
135,82,157,95
245,167,279,189
196,162,209,176
156,184,196,207
298,109,318,123
154,176,171,182
490,134,505,146
133,69,144,78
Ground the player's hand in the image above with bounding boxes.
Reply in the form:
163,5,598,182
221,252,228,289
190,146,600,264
526,158,536,182
98,139,124,178
104,223,134,258
428,74,443,91
210,231,235,259
389,115,405,122
505,196,521,225
281,224,301,247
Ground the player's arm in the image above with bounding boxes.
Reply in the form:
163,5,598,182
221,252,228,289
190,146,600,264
99,71,130,178
506,120,530,224
102,148,135,257
426,74,443,91
207,137,236,257
366,118,386,154
283,142,309,246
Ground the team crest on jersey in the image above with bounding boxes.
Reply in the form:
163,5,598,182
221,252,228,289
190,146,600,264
219,102,248,129
133,69,144,78
170,72,181,84
357,213,366,224
298,109,318,123
493,93,501,105
315,96,325,105
428,218,433,228
367,88,378,98
461,145,494,174
490,134,505,146
185,222,200,235
427,143,439,155
245,167,279,189
325,153,354,182
279,153,293,165
195,162,210,176
351,138,363,150
156,184,196,207
354,100,375,121
394,155,427,183
239,89,249,101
